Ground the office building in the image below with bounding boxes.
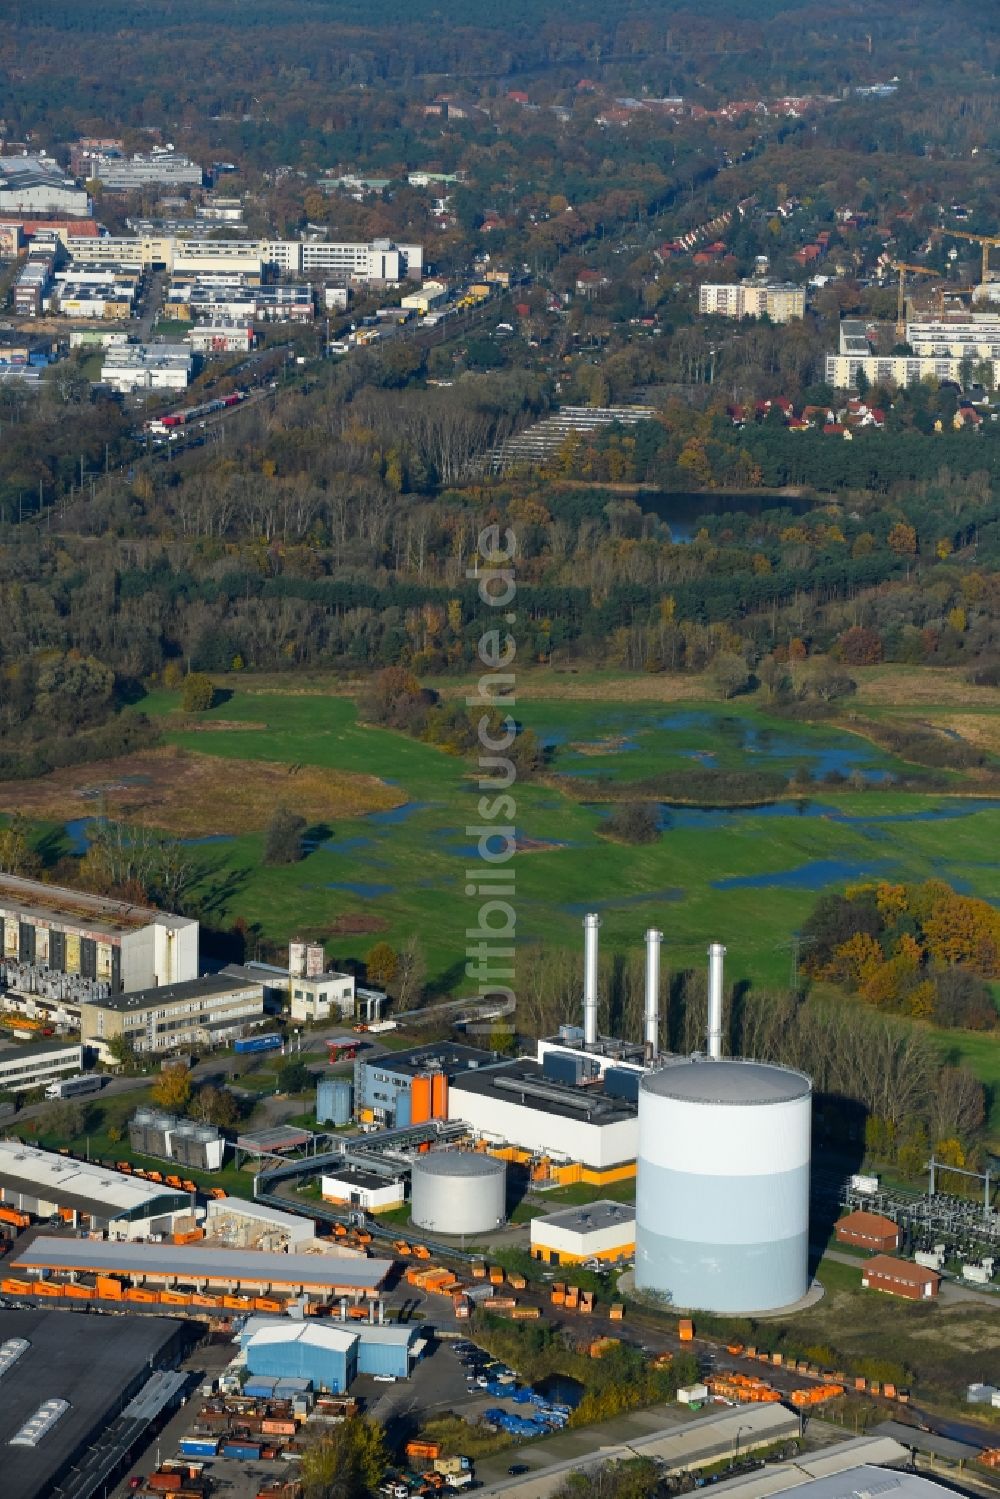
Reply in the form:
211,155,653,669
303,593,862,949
0,1039,83,1095
79,973,265,1055
699,280,805,322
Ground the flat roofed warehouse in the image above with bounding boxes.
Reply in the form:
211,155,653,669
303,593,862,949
0,873,198,994
13,1235,393,1295
0,1140,189,1233
0,1307,187,1499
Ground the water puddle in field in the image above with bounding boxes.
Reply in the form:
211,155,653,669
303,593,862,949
562,889,684,914
323,880,395,898
368,801,433,825
712,858,895,891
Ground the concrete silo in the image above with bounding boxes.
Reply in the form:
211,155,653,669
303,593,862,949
410,1152,507,1236
635,1057,811,1313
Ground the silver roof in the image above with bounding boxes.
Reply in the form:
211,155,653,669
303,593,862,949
13,1235,391,1290
642,1058,811,1105
412,1151,506,1179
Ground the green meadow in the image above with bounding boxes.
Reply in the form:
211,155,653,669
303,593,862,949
82,686,998,1001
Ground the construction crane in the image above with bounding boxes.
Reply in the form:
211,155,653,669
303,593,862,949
936,228,1000,285
890,262,940,337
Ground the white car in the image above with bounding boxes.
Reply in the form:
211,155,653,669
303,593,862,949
373,1374,397,1384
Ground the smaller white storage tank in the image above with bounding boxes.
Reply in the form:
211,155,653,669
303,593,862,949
411,1152,506,1235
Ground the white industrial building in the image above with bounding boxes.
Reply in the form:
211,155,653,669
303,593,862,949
0,156,90,216
300,237,423,281
321,1166,405,1214
101,342,193,392
0,1141,191,1236
62,234,422,282
530,1199,636,1266
699,280,805,322
0,1040,83,1095
0,875,198,995
83,149,203,192
187,323,254,354
289,969,355,1023
447,1059,638,1173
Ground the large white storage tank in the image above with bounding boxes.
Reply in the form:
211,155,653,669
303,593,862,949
636,1058,811,1313
411,1152,507,1235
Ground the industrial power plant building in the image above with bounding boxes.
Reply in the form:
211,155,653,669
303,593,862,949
0,874,198,994
353,1042,497,1128
635,1057,812,1313
447,1058,638,1181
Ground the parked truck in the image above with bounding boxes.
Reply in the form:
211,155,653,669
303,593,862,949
44,1073,103,1101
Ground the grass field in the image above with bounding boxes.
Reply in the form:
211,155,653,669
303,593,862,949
10,674,1000,1125
16,683,993,1003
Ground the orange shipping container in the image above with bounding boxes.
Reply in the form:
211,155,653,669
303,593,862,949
406,1441,441,1462
678,1319,694,1341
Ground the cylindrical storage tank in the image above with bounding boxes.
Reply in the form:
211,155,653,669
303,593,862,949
636,1058,811,1313
411,1153,507,1236
317,1077,353,1127
410,1075,432,1125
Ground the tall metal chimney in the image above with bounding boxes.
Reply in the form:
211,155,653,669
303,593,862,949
583,913,601,1047
707,942,726,1059
644,928,662,1057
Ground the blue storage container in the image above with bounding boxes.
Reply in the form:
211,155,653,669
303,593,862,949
223,1442,262,1460
180,1438,219,1456
244,1376,278,1397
